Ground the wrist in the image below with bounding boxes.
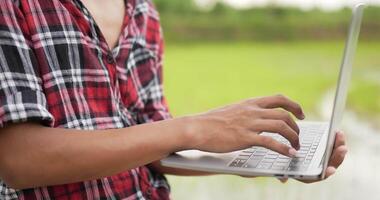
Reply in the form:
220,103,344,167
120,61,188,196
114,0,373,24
177,115,203,151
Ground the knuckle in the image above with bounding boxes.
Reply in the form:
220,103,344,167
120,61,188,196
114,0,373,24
287,134,297,143
260,136,273,145
238,104,249,112
242,99,251,105
246,97,258,105
277,121,288,130
254,108,265,116
248,105,259,112
275,94,286,101
275,94,283,98
281,111,292,121
279,144,288,152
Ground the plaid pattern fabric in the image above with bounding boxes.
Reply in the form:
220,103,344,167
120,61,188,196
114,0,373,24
0,0,171,199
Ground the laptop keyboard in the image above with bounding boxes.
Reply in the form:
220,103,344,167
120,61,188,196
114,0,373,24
229,123,327,171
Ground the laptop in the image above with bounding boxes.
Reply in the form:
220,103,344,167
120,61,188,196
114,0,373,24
161,4,365,181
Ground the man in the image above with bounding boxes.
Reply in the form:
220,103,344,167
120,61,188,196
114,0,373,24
0,0,347,199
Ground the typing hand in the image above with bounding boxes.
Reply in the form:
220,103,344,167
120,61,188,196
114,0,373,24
278,130,348,183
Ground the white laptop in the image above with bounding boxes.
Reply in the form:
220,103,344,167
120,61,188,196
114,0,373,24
161,4,365,181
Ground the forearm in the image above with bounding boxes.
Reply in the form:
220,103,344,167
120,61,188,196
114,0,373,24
0,117,191,189
0,94,308,189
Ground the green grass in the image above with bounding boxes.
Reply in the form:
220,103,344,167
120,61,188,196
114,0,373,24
164,40,380,118
162,40,380,199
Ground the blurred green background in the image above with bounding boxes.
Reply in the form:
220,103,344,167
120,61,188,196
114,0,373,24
154,0,380,199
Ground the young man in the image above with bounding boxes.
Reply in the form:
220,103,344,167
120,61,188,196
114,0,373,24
0,0,347,199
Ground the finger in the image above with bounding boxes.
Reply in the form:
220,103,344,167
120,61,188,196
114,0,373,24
297,166,337,184
325,167,336,179
328,145,348,168
255,119,300,149
278,178,288,183
260,109,300,134
252,135,297,157
334,131,346,149
256,95,305,120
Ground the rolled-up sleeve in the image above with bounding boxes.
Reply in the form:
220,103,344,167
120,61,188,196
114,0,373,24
0,1,54,128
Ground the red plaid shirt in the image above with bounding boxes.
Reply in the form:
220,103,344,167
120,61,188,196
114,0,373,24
0,0,171,199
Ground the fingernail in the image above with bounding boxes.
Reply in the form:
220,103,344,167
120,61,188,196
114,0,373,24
301,113,305,120
288,148,297,157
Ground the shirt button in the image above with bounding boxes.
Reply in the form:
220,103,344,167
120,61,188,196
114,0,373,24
106,53,115,64
146,188,152,200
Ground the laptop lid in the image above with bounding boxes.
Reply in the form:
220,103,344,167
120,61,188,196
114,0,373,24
321,3,365,179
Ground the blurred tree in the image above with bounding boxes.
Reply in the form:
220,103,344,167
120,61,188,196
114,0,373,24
155,0,380,42
154,0,197,14
212,2,233,15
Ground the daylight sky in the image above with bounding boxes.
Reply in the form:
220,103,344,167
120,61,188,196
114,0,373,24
195,0,380,11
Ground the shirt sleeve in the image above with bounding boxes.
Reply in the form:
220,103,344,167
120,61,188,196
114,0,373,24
0,1,54,128
135,12,172,124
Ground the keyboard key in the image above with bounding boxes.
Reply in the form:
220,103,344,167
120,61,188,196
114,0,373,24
229,122,327,170
229,158,247,167
244,159,261,168
257,162,272,169
277,158,290,163
266,154,279,159
239,154,252,158
273,162,289,168
254,151,267,156
243,149,254,153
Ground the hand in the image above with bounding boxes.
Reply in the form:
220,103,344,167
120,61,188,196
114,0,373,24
278,130,348,184
187,95,305,156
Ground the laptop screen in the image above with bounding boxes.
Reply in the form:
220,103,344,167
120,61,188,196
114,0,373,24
322,3,365,178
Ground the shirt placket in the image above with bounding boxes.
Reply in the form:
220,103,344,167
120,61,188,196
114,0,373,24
72,0,132,89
